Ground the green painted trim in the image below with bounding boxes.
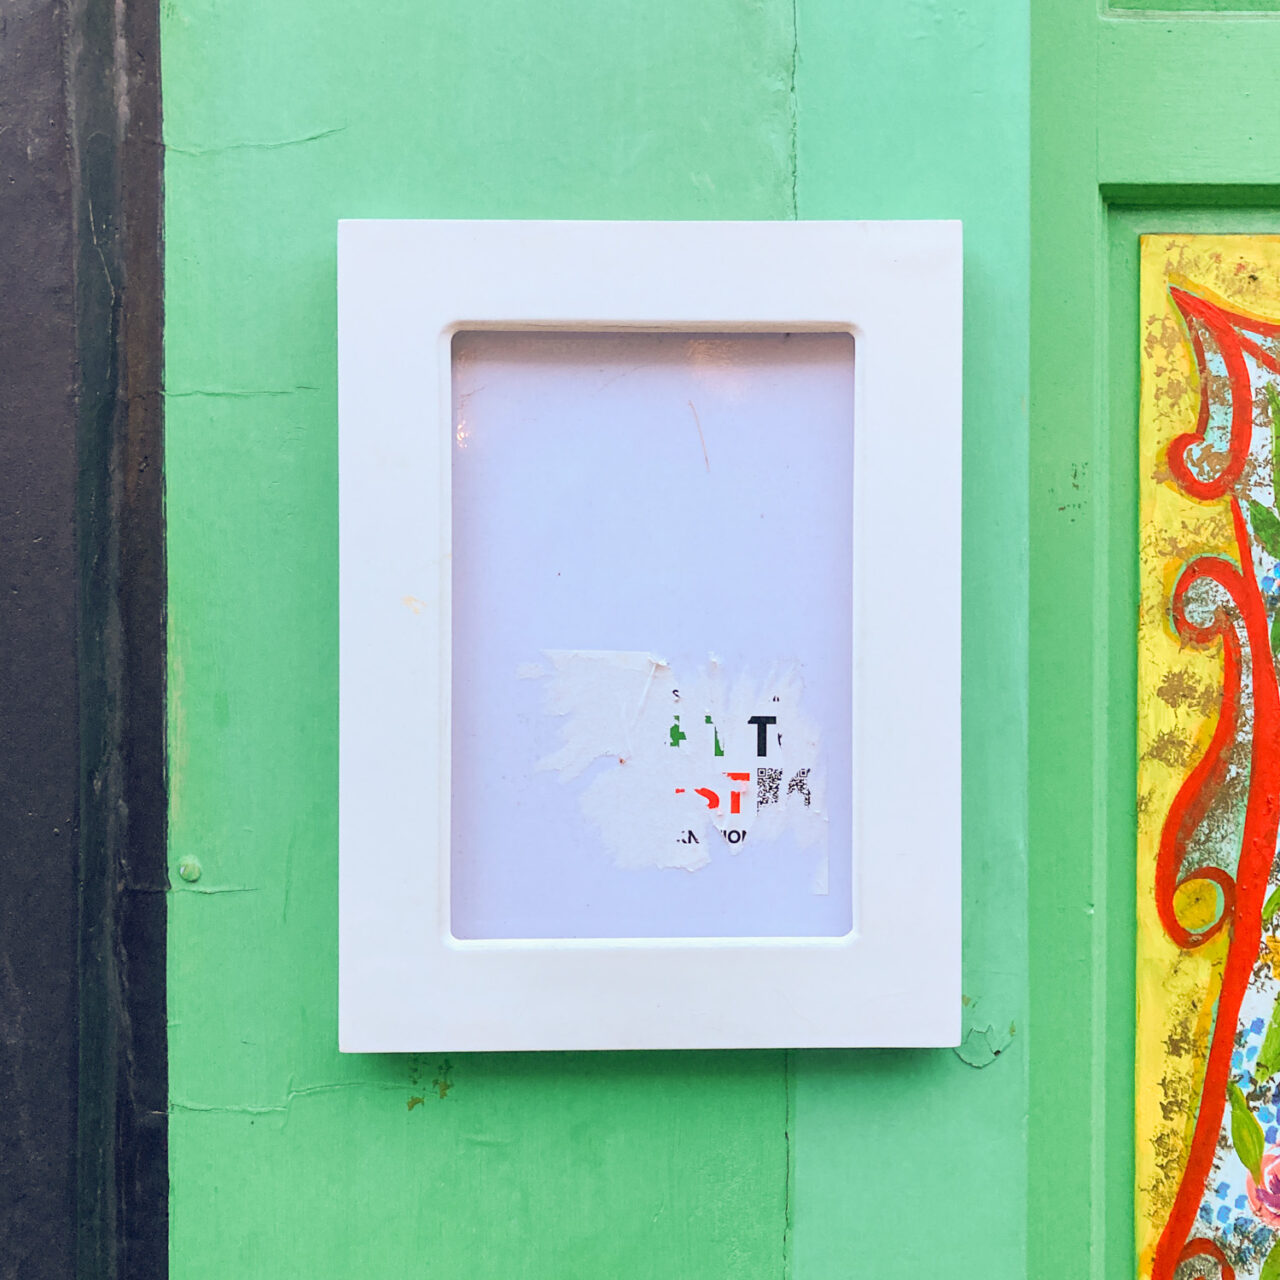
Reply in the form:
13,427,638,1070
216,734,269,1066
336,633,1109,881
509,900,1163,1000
1033,126,1280,1276
1110,1,1280,12
1101,185,1280,208
1110,205,1280,1275
1028,0,1280,1267
1098,19,1280,188
1103,204,1143,1280
1030,0,1103,1273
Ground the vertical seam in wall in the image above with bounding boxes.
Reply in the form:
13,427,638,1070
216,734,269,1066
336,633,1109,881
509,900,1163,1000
787,0,799,219
782,1047,793,1278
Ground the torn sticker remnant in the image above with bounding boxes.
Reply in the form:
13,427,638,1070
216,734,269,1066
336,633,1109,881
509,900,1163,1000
523,651,828,879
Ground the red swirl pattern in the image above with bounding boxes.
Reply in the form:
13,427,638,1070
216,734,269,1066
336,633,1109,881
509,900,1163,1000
1154,557,1246,951
1153,289,1280,1280
1167,288,1280,503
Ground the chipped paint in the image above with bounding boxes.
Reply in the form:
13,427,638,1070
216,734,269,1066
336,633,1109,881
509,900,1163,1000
432,1061,454,1100
953,995,1016,1069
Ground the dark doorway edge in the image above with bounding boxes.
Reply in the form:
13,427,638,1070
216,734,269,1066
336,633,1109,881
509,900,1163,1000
68,0,169,1274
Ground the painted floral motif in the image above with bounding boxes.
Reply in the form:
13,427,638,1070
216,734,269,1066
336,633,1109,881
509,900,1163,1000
1247,1154,1280,1228
1141,239,1280,1280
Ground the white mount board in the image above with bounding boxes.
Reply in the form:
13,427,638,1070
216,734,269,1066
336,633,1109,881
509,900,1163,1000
450,330,855,940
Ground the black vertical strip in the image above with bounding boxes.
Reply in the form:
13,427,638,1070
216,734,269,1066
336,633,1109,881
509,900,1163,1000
112,0,168,1266
0,4,81,1277
67,0,168,1275
0,0,165,1271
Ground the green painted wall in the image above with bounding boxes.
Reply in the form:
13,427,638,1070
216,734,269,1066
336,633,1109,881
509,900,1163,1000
162,1,1028,1274
790,1,1028,1275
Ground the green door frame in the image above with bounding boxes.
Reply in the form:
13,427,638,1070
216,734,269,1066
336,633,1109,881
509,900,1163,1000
1031,2,1280,1273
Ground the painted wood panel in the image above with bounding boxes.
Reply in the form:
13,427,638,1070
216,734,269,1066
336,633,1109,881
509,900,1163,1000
791,0,1029,1275
162,3,795,1275
1137,235,1280,1280
163,0,1029,1274
1032,1,1280,1277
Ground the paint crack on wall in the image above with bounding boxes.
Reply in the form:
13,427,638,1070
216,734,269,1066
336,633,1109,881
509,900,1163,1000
165,125,347,156
166,386,318,399
176,885,263,895
171,1080,411,1118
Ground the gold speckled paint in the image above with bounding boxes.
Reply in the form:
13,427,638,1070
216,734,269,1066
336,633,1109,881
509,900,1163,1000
1139,236,1280,1279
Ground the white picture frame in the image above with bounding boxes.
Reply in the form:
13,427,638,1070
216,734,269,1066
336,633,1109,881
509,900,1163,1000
338,219,962,1051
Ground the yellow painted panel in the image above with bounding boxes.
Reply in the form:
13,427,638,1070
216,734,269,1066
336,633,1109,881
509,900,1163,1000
1140,236,1280,1280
